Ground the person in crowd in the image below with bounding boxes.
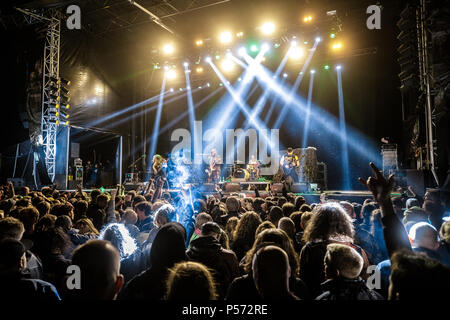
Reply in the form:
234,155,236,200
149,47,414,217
73,218,99,235
0,217,43,279
87,193,108,231
268,206,283,228
316,243,384,300
0,238,60,300
188,212,213,248
423,200,445,231
119,222,187,299
408,222,450,266
135,201,153,232
67,240,124,300
299,202,369,297
121,209,140,238
224,216,239,241
222,197,241,224
278,217,295,243
99,223,146,282
73,200,88,222
186,222,239,298
282,202,295,218
231,211,262,261
402,206,428,226
165,261,218,300
227,228,309,300
252,245,299,300
144,204,177,248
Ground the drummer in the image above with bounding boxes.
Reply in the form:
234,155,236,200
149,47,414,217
247,154,260,180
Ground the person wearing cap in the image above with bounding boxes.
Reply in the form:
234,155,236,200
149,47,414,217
0,238,60,300
186,221,239,299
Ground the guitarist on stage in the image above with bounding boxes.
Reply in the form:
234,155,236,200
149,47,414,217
280,147,300,190
205,148,221,183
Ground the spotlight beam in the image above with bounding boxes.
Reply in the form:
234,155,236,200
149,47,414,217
240,55,380,164
208,59,278,150
336,67,350,189
84,89,173,129
301,72,315,149
148,74,166,167
184,65,197,162
273,39,320,128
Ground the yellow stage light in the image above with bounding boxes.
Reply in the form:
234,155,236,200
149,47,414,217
221,59,235,72
332,42,342,50
162,43,174,55
195,39,204,46
236,31,244,37
261,22,275,35
219,31,233,44
196,66,204,73
289,46,304,60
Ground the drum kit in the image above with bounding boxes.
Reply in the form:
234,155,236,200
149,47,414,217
231,160,259,181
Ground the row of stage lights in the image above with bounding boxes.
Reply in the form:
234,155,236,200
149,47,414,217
155,20,343,81
160,37,343,81
48,76,71,125
160,18,342,55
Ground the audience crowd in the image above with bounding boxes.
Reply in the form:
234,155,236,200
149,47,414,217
0,162,449,301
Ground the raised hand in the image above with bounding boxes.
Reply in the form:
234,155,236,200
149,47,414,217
358,162,395,205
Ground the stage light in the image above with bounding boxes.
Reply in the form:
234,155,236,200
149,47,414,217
261,21,275,35
236,31,244,37
304,15,312,22
164,65,170,71
221,59,235,72
304,41,308,45
219,31,233,44
195,39,204,46
183,62,189,67
290,40,297,47
336,65,342,70
283,73,288,78
205,56,212,63
60,78,71,86
219,83,223,86
226,51,233,58
310,69,315,74
179,88,183,91
196,66,204,73
315,37,321,42
289,47,304,60
238,47,246,56
332,42,342,50
274,43,280,48
162,43,175,55
206,83,210,87
250,44,259,52
215,54,221,60
169,88,174,92
238,77,242,81
166,69,177,79
261,42,270,52
60,110,69,119
324,65,330,70
330,33,336,39
198,86,202,89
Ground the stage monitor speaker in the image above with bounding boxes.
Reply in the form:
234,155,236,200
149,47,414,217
292,183,309,193
224,183,241,192
271,183,283,193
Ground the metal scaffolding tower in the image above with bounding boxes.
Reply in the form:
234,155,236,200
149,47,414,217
40,16,61,182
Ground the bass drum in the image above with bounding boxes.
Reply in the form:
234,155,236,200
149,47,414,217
233,168,250,180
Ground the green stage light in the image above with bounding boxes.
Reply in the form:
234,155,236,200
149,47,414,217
330,33,336,39
324,65,330,70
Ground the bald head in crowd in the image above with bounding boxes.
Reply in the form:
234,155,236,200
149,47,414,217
69,240,123,300
409,222,439,251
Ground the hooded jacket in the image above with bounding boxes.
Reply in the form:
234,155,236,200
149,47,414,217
119,222,187,300
186,235,239,298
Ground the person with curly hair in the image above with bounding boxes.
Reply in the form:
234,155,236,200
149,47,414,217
230,211,262,261
299,202,370,297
